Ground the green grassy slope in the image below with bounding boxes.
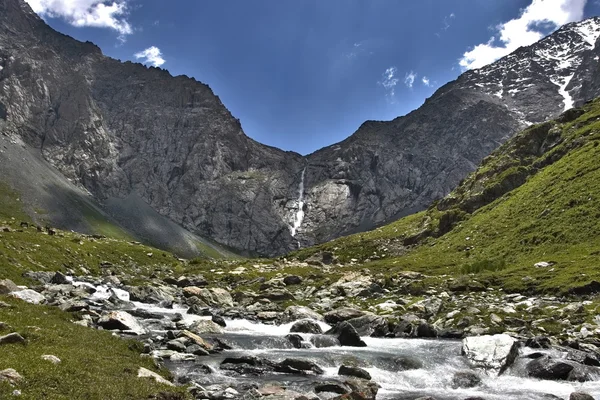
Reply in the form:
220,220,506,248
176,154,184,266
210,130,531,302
292,99,600,295
0,297,187,400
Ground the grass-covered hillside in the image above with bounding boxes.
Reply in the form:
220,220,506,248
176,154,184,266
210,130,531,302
291,99,600,295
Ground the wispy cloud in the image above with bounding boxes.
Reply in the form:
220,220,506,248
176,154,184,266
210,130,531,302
443,12,456,30
436,12,456,37
404,71,416,88
134,46,165,67
459,0,586,70
422,76,432,87
378,66,400,99
25,0,133,42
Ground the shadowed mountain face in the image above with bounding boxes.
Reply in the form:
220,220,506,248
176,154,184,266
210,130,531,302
1,0,600,256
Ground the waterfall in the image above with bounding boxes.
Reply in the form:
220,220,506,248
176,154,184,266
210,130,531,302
290,168,306,237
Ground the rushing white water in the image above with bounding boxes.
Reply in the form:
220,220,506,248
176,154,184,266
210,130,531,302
187,320,600,400
290,167,306,237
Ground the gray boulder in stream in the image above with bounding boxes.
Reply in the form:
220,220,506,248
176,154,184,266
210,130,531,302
290,319,323,334
327,321,367,347
97,311,146,335
275,358,324,375
461,334,518,375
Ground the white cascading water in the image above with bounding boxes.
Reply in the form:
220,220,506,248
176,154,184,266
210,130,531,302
290,167,306,237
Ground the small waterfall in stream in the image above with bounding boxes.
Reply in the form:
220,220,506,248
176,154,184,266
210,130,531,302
290,167,306,238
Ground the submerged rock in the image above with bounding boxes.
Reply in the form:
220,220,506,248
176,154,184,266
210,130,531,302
452,370,482,388
310,334,341,348
462,334,518,375
339,365,371,380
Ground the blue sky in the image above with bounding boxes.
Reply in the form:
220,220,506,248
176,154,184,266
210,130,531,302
26,0,600,154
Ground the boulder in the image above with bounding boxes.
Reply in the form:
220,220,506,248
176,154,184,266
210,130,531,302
0,333,25,345
324,308,366,324
341,379,379,400
275,358,324,375
127,285,175,305
212,315,227,327
184,287,234,308
285,334,304,349
98,311,146,335
50,272,71,285
290,319,323,334
137,367,175,386
10,289,46,304
41,355,61,364
0,368,23,385
461,334,518,375
346,314,389,337
452,371,482,388
310,334,341,348
526,355,573,380
0,279,19,294
339,365,371,380
176,275,207,288
280,306,323,323
283,275,303,286
260,288,295,302
189,320,224,335
327,321,366,347
392,355,423,371
315,381,350,394
570,392,596,400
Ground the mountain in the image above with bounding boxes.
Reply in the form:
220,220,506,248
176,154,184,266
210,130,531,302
295,97,600,295
1,0,600,257
298,17,600,246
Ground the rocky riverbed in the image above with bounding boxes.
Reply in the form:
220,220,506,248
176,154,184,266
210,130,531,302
2,270,600,400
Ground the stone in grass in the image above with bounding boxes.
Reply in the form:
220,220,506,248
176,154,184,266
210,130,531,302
137,367,174,386
0,279,19,295
0,369,23,385
41,355,61,364
0,333,25,345
10,289,45,305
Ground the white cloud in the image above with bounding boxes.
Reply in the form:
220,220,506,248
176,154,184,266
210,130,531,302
25,0,132,42
422,76,432,87
134,46,165,67
404,71,416,88
443,12,456,30
459,0,587,70
378,66,400,99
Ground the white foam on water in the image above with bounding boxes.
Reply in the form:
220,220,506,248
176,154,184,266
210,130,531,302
223,318,331,335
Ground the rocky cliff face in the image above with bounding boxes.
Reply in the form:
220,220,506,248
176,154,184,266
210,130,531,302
1,0,600,256
0,0,305,256
296,18,600,246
